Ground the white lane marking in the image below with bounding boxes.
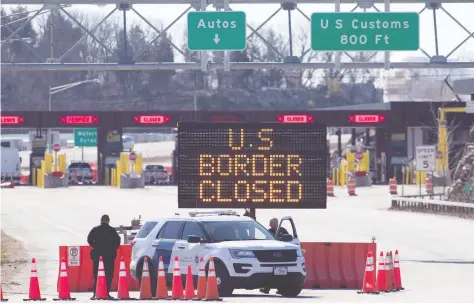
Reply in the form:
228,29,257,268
19,206,84,239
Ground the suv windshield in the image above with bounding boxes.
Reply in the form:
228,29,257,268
202,220,275,242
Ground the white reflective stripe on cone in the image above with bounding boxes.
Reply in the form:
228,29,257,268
60,271,68,277
30,271,38,277
99,261,104,268
158,270,165,276
120,262,125,269
98,271,105,276
119,271,127,276
173,271,180,276
365,265,374,271
61,262,67,270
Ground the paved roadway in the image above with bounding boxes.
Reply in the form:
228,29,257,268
1,186,474,303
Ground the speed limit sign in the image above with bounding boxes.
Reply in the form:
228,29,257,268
415,145,436,172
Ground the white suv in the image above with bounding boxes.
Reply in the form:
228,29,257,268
130,211,306,297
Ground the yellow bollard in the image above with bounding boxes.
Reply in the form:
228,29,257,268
340,159,347,186
59,154,66,173
44,153,52,174
116,160,121,188
136,154,143,175
346,152,355,173
120,153,128,175
111,169,116,186
105,168,109,186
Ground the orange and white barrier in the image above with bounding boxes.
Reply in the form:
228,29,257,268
426,177,433,194
327,179,335,197
59,243,377,292
389,178,398,195
347,178,356,196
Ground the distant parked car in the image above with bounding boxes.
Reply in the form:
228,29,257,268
67,162,94,185
143,164,169,185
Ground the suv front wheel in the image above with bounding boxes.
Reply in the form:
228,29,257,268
210,262,233,297
277,281,303,298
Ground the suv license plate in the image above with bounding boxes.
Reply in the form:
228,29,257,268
273,267,288,276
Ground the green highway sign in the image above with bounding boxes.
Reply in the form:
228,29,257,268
74,128,97,147
187,11,247,51
311,12,419,51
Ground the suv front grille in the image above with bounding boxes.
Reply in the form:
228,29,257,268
252,250,297,262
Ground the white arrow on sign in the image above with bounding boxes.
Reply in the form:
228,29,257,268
213,34,220,44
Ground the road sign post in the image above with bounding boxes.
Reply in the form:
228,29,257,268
74,128,97,147
187,11,247,51
415,145,436,172
311,12,419,51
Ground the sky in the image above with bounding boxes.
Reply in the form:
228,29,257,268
2,2,474,81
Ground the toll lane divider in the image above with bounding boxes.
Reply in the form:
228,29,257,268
59,242,376,292
301,242,376,289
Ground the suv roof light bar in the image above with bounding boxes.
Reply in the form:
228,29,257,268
188,210,239,217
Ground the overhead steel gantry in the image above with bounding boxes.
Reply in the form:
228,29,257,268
1,0,474,71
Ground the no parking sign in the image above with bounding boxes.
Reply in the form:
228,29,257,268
68,246,80,267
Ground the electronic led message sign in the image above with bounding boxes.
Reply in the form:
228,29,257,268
177,122,327,209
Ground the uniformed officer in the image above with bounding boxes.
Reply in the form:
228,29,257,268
87,214,121,299
268,218,288,238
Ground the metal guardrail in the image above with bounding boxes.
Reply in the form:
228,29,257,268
391,197,474,218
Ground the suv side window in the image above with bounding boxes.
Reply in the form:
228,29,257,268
181,221,206,241
157,221,184,239
135,221,158,238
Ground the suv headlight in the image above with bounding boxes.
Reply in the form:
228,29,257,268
296,248,304,257
229,249,255,259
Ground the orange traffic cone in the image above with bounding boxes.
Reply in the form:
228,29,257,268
1,284,8,302
93,256,109,300
53,257,75,301
196,257,207,300
388,251,396,291
393,250,404,291
139,257,153,300
171,256,184,299
357,251,379,294
184,265,195,299
384,252,394,292
117,256,134,300
24,258,46,301
205,257,221,300
375,251,387,292
155,256,168,299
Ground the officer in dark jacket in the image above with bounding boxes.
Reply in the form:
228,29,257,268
268,218,288,238
87,214,121,299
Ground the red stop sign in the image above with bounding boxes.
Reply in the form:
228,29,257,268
53,144,61,152
129,152,137,161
